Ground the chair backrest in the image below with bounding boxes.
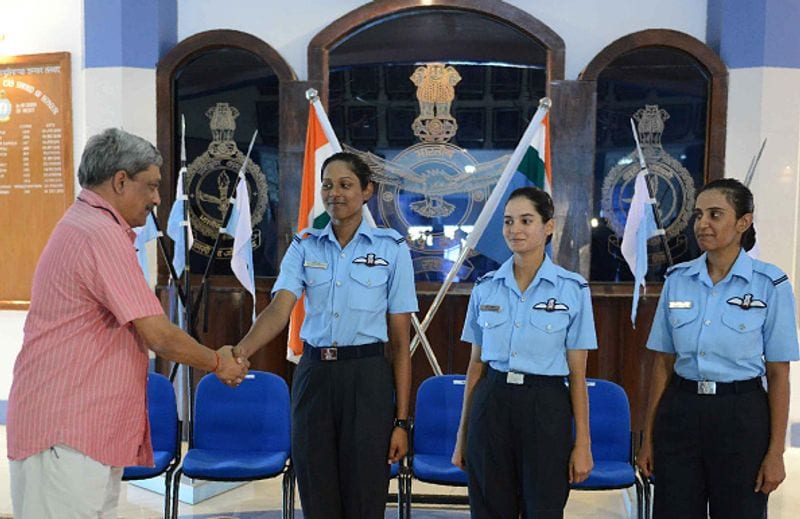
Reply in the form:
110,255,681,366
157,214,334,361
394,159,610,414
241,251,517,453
413,375,466,456
585,378,631,463
193,370,290,454
147,372,179,456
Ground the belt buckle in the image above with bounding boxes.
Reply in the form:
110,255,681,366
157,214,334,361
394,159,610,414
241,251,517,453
506,372,524,385
697,380,716,395
320,347,338,361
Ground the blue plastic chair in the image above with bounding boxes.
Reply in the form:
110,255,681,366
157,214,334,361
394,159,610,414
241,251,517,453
409,375,469,507
571,378,645,519
122,372,180,519
171,371,295,518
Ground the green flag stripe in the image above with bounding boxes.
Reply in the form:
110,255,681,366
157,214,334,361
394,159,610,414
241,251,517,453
312,212,330,229
517,145,546,186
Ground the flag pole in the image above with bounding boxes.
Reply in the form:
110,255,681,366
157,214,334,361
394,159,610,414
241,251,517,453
744,138,767,188
191,130,258,331
410,98,551,355
630,118,672,267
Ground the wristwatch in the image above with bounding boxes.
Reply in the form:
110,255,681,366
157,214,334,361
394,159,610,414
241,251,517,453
393,418,412,431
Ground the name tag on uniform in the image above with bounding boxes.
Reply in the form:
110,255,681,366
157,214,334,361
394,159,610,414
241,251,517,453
506,372,525,385
480,304,501,312
668,301,693,309
304,261,328,269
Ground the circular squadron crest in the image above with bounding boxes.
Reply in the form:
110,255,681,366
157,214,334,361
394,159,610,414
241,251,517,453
343,63,510,278
601,105,695,265
185,102,268,258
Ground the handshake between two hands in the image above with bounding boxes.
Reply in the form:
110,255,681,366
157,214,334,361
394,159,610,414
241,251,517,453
213,345,250,387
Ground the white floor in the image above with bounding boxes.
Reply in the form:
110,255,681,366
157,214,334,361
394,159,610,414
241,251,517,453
2,427,800,518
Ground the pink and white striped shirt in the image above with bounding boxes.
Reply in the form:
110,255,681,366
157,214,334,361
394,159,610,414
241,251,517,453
7,189,165,467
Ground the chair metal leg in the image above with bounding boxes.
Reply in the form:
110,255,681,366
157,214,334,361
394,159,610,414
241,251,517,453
171,469,183,519
163,472,172,519
634,476,645,519
282,463,295,519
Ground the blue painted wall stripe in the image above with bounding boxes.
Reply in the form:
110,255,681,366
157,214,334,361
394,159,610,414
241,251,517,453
85,0,176,69
764,0,800,68
710,0,800,69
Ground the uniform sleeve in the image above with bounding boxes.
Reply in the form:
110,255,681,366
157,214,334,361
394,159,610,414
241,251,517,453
566,284,598,350
272,239,305,298
763,279,800,362
88,227,164,326
387,242,419,314
460,288,483,346
646,278,675,353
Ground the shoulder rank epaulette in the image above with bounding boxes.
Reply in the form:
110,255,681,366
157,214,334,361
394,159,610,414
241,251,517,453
554,265,589,289
665,262,691,277
370,226,404,242
752,260,789,286
476,271,496,285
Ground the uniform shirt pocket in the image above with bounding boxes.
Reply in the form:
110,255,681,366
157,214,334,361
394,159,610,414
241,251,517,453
668,306,700,352
477,310,510,360
303,267,333,313
529,311,570,357
348,267,390,311
720,308,766,360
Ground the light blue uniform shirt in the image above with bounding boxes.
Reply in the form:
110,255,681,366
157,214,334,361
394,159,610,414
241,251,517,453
647,249,800,382
461,255,598,376
273,218,418,348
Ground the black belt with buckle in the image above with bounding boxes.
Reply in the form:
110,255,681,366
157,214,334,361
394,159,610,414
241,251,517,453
673,374,762,396
303,341,385,362
487,366,565,386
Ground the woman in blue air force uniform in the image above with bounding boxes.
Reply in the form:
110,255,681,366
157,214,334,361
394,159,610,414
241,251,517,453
452,187,597,519
637,178,799,518
234,152,418,519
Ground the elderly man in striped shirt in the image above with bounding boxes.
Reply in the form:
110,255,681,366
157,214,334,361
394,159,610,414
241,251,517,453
6,128,249,519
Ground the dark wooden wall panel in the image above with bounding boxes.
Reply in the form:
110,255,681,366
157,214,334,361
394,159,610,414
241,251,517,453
549,80,596,277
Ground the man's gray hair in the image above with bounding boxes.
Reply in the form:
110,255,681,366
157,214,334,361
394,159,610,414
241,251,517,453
77,128,163,187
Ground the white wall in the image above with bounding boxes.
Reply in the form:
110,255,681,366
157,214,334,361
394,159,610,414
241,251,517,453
0,0,86,191
0,0,84,402
177,0,708,81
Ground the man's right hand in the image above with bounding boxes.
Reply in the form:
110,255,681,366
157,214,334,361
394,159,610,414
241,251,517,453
215,345,249,387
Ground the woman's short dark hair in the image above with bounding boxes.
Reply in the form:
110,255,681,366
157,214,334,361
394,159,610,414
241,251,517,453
321,152,372,190
697,178,756,251
506,186,555,244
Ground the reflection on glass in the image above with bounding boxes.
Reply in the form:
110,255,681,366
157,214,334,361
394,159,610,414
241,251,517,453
591,48,710,282
174,47,280,277
332,63,546,282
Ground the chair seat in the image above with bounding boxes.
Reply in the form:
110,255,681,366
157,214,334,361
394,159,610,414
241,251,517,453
413,454,468,485
572,460,636,489
390,462,400,478
181,449,290,480
123,449,175,479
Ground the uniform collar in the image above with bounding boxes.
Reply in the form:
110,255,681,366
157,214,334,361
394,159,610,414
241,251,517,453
321,216,373,245
76,188,133,235
684,249,752,286
496,254,558,293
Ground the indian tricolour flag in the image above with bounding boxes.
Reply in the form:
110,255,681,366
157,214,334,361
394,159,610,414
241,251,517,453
287,100,342,360
473,111,551,263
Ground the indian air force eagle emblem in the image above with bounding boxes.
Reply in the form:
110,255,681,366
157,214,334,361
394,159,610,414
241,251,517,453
601,105,695,266
345,63,511,280
185,102,269,259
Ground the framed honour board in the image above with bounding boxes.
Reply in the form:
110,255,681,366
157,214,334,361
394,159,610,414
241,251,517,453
0,52,73,308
